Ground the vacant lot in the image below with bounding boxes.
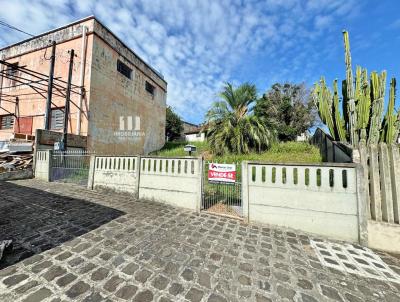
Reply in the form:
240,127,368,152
151,141,322,163
0,180,399,302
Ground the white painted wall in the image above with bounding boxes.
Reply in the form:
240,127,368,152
243,162,362,243
185,132,205,142
91,156,139,194
34,150,51,181
139,157,202,211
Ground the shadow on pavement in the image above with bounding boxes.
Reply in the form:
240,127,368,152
0,181,124,269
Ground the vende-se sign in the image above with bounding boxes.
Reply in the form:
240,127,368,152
208,163,236,183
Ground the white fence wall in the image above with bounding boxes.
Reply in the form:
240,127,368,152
34,150,52,181
138,157,202,211
242,162,367,243
89,156,139,194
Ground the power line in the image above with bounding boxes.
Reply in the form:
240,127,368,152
0,20,34,37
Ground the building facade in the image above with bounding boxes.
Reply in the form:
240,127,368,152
0,16,167,155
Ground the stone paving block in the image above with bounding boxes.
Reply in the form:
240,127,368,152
65,281,90,299
1,180,400,302
22,287,52,302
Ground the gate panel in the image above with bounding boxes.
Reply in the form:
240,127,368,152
51,150,92,186
202,161,243,218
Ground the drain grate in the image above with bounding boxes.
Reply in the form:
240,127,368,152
310,240,400,284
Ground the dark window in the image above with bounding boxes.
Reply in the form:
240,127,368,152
6,63,18,87
117,60,132,79
145,81,155,96
50,108,64,130
0,115,14,130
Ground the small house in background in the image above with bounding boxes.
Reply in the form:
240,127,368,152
185,129,206,142
180,121,199,140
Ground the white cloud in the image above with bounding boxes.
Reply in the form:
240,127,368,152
0,0,360,123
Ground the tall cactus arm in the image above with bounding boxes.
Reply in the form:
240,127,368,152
343,30,358,146
368,71,387,145
313,78,336,139
333,79,347,142
358,68,371,141
381,78,397,143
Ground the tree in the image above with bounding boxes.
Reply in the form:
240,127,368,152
254,83,316,141
165,106,183,141
205,83,273,155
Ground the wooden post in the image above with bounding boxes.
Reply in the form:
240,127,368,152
358,142,371,219
369,144,382,221
379,143,394,223
389,144,400,223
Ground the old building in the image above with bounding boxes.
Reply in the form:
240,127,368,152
0,16,167,155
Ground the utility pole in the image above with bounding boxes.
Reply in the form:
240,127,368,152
62,49,74,151
44,41,56,130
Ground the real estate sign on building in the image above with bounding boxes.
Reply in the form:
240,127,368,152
208,163,236,183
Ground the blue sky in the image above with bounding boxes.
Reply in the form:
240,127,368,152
0,0,399,124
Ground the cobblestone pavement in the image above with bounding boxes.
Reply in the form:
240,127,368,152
1,180,400,302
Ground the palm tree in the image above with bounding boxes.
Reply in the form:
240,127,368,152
205,83,274,155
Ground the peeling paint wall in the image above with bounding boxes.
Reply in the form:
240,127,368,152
0,17,166,155
87,20,166,155
0,18,95,140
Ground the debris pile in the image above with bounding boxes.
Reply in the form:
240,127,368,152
0,153,33,172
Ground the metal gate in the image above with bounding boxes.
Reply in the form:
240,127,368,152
202,161,243,219
51,150,92,186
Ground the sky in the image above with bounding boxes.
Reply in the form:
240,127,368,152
0,0,399,125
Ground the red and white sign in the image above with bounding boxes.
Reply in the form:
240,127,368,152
208,163,236,183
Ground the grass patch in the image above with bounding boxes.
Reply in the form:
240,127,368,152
151,141,321,163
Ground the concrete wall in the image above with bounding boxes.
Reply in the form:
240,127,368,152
86,20,166,155
34,150,52,181
0,18,95,140
89,156,139,194
138,157,202,211
0,16,166,156
367,220,400,253
242,162,366,243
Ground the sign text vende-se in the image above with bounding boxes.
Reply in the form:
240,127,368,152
208,163,236,183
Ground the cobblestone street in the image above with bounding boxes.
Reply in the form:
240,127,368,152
1,179,400,302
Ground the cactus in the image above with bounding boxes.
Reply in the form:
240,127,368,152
313,30,398,147
381,78,396,143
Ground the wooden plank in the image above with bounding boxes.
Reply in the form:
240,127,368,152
389,144,400,224
369,144,382,221
378,143,394,223
359,142,371,219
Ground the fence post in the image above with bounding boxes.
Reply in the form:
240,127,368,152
379,143,394,223
356,164,369,246
196,157,203,214
135,155,141,200
358,142,371,219
87,155,96,190
369,144,382,221
242,161,250,223
389,144,400,223
46,149,53,182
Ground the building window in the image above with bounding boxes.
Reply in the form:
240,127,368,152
0,115,14,130
6,63,18,87
50,108,65,130
117,59,132,79
145,81,155,97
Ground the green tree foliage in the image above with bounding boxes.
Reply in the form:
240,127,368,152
205,83,273,155
254,83,316,141
165,106,183,141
